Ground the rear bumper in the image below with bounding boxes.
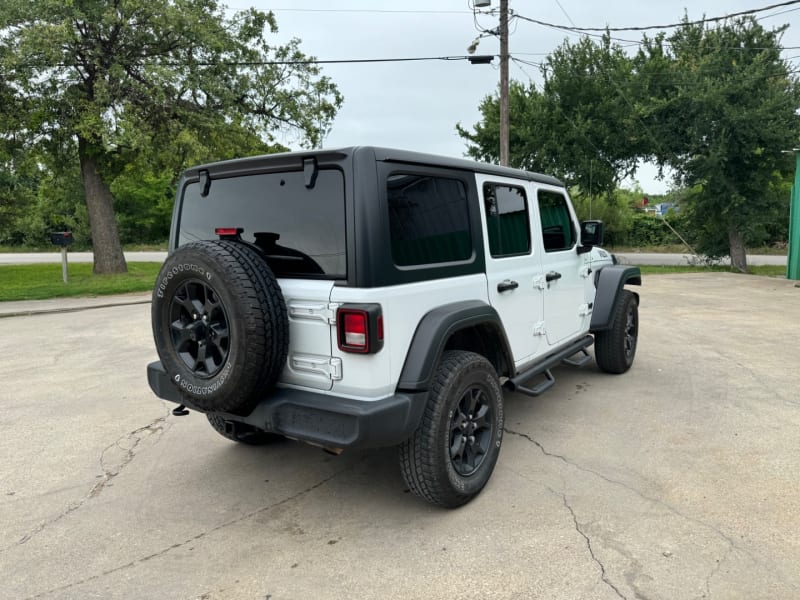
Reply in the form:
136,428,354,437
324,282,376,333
147,361,427,450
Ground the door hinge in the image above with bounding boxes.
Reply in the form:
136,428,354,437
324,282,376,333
579,266,592,278
289,355,343,380
578,303,592,317
287,301,338,324
533,275,547,291
533,321,546,336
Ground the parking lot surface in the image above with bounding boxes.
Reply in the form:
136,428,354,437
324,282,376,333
1,273,798,599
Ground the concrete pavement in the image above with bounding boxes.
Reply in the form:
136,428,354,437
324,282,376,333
1,273,799,599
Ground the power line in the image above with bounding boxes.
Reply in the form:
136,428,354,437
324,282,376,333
266,8,470,14
515,0,800,32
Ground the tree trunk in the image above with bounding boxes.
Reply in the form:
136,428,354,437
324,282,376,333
78,138,127,274
728,226,747,273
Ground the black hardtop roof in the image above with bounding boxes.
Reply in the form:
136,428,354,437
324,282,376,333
184,146,565,188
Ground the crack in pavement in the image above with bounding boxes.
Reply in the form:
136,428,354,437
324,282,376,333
699,543,734,600
505,427,757,598
89,412,171,499
504,428,743,555
3,410,170,553
551,488,629,600
27,465,352,600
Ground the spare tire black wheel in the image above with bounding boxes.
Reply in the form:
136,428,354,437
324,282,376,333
151,240,289,413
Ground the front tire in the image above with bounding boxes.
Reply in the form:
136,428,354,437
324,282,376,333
595,289,638,374
399,351,504,508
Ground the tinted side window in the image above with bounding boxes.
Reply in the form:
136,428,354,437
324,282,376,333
484,183,531,257
387,174,472,266
178,169,346,278
538,190,575,252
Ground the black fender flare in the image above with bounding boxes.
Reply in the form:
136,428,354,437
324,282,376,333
397,300,514,392
590,265,641,332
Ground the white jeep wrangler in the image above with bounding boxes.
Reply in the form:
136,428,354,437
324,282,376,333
147,147,641,507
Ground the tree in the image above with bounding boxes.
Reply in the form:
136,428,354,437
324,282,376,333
0,0,342,273
637,17,800,271
457,35,645,197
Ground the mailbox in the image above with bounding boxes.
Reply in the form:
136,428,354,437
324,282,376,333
50,231,74,247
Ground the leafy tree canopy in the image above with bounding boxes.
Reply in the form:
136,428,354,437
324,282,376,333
0,0,342,271
637,16,799,270
458,16,800,271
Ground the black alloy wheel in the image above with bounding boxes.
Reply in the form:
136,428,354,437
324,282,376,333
449,385,494,477
169,280,230,378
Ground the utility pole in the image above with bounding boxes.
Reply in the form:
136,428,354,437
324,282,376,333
499,0,510,166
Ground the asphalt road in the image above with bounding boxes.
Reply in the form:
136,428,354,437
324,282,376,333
0,251,789,266
1,273,799,599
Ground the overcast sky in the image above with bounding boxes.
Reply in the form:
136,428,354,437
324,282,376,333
229,1,800,194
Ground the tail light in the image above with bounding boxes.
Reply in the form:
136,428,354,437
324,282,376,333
215,227,243,240
337,304,384,354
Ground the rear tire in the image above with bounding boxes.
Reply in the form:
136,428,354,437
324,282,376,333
595,289,638,374
399,351,504,508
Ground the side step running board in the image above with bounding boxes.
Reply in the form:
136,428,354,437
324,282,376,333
508,335,593,398
515,369,555,397
562,348,591,367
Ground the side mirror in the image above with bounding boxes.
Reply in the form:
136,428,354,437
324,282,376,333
577,220,603,254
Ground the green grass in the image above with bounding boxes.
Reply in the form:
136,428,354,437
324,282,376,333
0,261,789,303
0,262,160,302
639,264,787,277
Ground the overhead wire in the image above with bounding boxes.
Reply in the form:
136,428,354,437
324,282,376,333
515,0,800,32
541,0,677,187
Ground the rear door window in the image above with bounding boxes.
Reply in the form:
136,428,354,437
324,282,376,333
484,183,531,257
387,173,472,266
178,169,346,278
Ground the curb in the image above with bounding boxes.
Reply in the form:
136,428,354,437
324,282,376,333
0,296,152,319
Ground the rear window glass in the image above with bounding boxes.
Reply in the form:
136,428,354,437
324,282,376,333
178,169,346,278
387,174,471,266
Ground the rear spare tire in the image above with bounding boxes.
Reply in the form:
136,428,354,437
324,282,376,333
151,240,288,412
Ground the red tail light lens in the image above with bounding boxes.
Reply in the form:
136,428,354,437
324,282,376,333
215,227,243,238
343,313,367,349
337,305,383,354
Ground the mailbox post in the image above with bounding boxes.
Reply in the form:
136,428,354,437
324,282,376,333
50,231,74,283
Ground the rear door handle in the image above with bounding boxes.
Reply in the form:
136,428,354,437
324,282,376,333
545,271,562,282
497,280,519,293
